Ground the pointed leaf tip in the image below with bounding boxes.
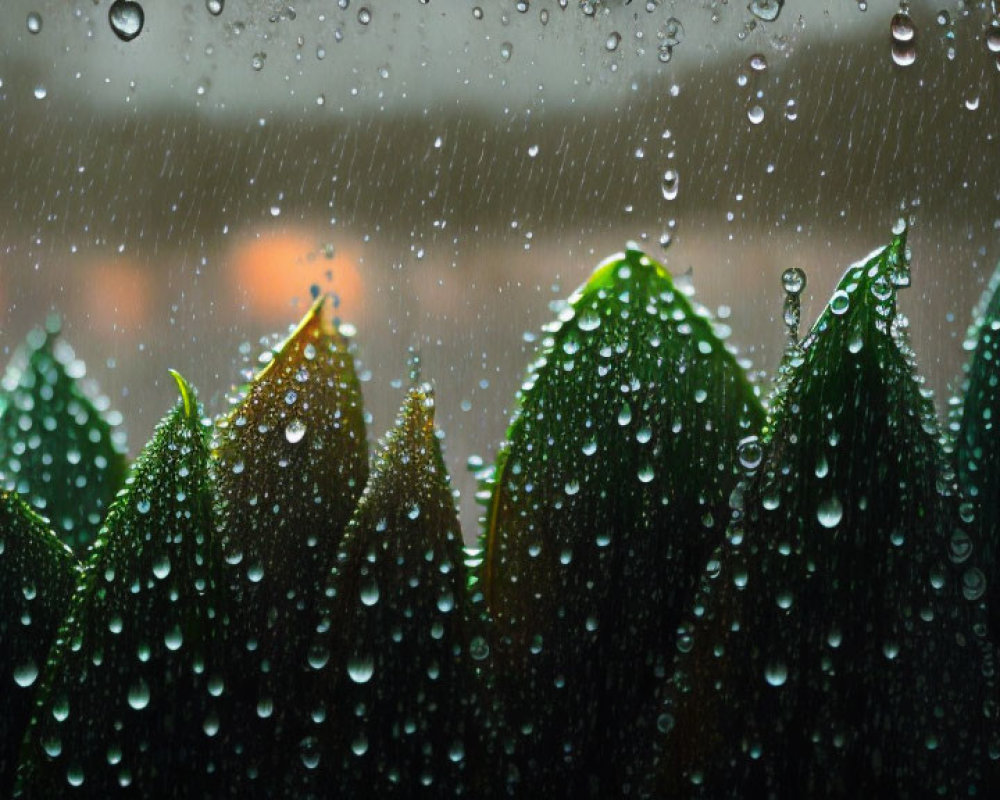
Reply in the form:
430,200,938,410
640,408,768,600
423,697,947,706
168,369,195,418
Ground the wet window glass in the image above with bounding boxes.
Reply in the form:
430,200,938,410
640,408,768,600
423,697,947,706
2,1,1000,796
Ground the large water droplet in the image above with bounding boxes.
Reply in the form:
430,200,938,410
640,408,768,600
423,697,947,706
738,436,763,470
661,169,680,201
890,12,917,66
764,660,788,686
749,0,783,22
108,0,145,42
127,678,150,710
14,659,39,688
817,495,843,528
347,654,375,683
285,419,306,444
782,267,806,295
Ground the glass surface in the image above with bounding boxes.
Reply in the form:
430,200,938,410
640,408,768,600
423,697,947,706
3,1,996,535
3,2,1000,794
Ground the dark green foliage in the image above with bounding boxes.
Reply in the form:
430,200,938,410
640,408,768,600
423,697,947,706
654,230,995,797
299,386,492,798
212,298,368,793
480,247,765,796
956,267,1000,634
15,372,222,798
0,494,79,798
0,318,128,554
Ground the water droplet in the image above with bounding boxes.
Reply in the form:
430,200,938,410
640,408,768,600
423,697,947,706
285,419,306,444
27,12,42,34
33,84,47,100
962,567,987,601
749,0,783,22
782,267,806,295
748,53,768,72
360,578,380,606
127,678,150,710
14,660,39,688
830,290,851,315
347,654,375,683
206,0,224,15
152,555,171,580
737,436,763,470
986,23,1000,54
890,12,917,66
469,635,490,660
637,464,655,483
765,660,788,686
950,529,973,564
500,41,513,62
747,105,765,125
164,624,183,651
817,495,843,528
605,31,621,52
251,52,266,71
661,169,680,200
357,6,371,24
659,17,684,46
108,1,145,42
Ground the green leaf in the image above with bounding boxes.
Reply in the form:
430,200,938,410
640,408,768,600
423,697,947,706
481,247,765,795
654,229,994,796
0,317,128,554
16,372,222,797
212,297,368,791
0,494,79,797
299,386,492,796
956,266,1000,632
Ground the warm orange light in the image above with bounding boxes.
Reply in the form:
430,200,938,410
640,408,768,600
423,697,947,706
81,259,154,336
227,228,363,323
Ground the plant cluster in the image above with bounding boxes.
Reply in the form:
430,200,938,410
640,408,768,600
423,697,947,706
1,225,998,798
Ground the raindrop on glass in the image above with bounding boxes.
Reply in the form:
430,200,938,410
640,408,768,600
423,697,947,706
764,660,788,686
357,7,371,24
108,1,144,42
127,678,150,710
347,654,375,684
890,11,917,66
26,12,42,34
206,0,224,15
749,0,783,22
737,436,763,470
661,169,679,201
817,495,843,528
285,419,306,444
605,32,621,52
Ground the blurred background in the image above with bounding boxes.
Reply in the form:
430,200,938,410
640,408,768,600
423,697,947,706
1,0,998,538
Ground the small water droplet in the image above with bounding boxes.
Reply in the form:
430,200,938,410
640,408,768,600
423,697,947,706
285,419,306,444
747,105,765,125
830,290,851,316
500,41,513,62
661,169,680,200
109,1,145,42
605,31,621,52
26,12,43,34
962,567,987,601
206,0,224,15
357,7,371,24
